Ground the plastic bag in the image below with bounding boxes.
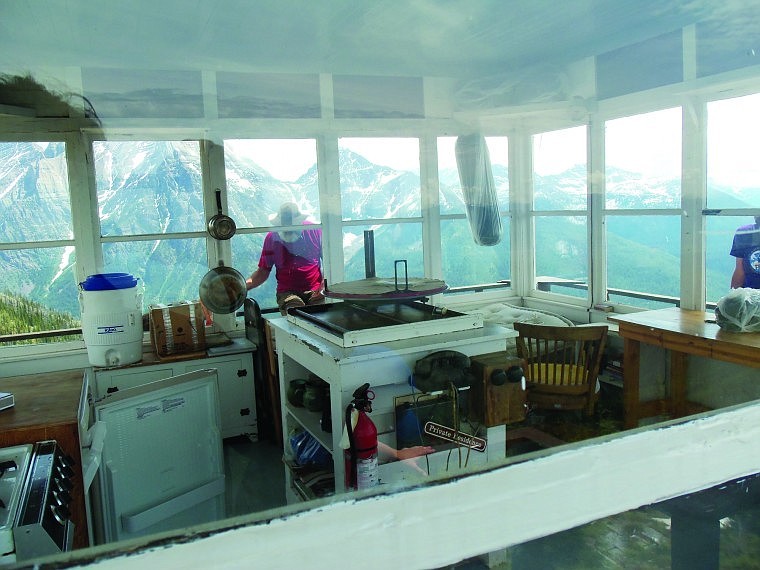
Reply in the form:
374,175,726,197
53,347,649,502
289,430,332,468
455,134,503,246
715,287,760,332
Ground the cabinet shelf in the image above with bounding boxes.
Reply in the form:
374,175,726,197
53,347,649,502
285,404,333,452
270,316,515,497
283,458,335,500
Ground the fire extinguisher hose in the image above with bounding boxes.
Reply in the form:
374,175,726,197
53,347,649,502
345,403,357,488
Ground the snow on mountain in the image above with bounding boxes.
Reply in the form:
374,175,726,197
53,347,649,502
1,139,758,317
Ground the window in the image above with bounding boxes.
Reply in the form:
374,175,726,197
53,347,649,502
705,93,760,304
438,136,510,289
706,95,760,211
0,141,81,341
94,140,210,309
338,137,422,280
706,216,755,303
532,126,588,300
605,108,682,308
224,139,319,311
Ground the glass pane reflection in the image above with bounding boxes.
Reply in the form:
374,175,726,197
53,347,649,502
499,474,760,570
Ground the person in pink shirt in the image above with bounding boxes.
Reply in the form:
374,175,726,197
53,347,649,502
246,202,324,314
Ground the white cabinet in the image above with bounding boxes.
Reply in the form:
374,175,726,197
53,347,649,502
269,317,513,498
88,346,257,440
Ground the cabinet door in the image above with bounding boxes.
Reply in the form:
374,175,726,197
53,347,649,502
92,366,176,399
184,354,257,439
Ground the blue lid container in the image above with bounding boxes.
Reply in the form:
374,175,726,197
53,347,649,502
80,273,138,291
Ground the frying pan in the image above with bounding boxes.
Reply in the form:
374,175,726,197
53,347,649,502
207,189,237,240
199,261,247,314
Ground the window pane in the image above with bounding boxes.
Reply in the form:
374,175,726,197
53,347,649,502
0,141,72,241
102,239,209,308
533,127,587,211
0,141,78,340
707,93,760,209
605,108,682,209
225,139,320,227
441,218,510,288
707,215,760,304
338,137,420,221
231,233,275,310
94,140,204,236
0,247,80,336
504,474,760,569
341,223,423,283
535,216,588,298
607,215,681,308
438,136,509,215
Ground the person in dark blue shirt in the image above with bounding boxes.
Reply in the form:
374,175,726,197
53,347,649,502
730,216,760,289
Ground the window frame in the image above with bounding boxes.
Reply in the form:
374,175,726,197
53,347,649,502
0,132,90,350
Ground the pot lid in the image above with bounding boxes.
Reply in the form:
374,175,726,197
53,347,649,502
323,276,448,301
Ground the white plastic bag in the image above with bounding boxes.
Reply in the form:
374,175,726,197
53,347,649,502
715,287,760,332
455,134,503,246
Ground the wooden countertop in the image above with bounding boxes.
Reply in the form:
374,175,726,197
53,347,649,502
0,369,86,431
609,307,760,367
0,369,89,549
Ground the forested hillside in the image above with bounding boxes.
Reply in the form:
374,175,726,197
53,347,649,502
0,291,80,342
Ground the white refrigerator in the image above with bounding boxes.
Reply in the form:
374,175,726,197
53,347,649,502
88,369,226,544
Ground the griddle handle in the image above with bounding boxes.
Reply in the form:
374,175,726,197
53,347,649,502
394,259,409,291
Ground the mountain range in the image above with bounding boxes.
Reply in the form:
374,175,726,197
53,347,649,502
0,140,755,326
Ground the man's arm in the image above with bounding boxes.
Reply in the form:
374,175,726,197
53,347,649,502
731,257,745,288
246,267,271,290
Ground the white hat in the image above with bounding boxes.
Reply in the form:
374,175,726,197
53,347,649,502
269,202,307,226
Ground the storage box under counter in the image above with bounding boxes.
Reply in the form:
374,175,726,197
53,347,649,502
86,339,258,440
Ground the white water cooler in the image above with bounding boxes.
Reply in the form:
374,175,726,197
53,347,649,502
79,273,144,367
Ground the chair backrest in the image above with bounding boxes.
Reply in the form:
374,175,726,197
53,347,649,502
513,323,608,391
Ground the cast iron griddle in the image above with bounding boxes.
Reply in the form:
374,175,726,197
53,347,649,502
289,301,459,335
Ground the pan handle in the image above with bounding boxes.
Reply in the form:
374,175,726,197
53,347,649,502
215,188,223,215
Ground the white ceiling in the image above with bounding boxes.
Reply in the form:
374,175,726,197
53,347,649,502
1,1,722,80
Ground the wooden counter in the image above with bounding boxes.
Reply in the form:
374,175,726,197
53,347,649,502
610,308,760,428
0,370,88,550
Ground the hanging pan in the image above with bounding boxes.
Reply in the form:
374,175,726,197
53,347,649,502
199,261,247,314
207,189,237,240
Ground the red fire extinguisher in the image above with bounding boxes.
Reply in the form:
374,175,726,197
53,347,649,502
344,383,378,490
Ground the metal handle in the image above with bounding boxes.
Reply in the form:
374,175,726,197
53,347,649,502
214,188,223,214
394,259,409,291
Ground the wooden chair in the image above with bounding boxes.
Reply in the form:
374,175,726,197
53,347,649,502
513,322,608,417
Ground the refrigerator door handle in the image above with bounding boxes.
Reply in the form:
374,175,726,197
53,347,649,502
81,421,107,491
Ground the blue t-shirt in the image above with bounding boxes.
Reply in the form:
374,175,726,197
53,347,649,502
730,223,760,288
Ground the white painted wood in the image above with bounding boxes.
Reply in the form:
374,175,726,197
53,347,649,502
272,317,513,494
52,401,760,570
680,97,707,311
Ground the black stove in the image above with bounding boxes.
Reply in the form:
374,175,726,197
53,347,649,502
0,441,75,564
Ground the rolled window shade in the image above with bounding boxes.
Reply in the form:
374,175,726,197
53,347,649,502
455,134,503,246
